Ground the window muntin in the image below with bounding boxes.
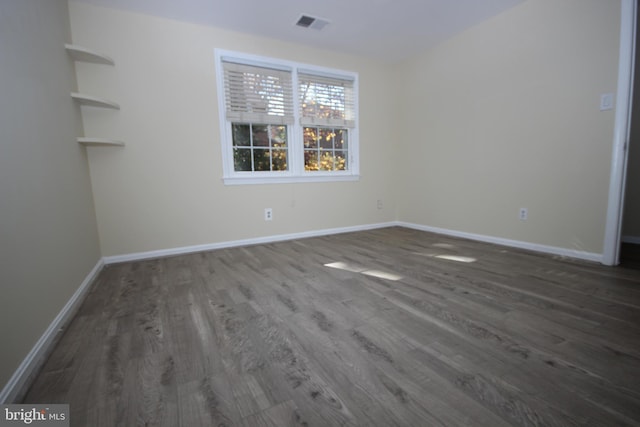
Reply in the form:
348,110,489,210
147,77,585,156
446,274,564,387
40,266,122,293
216,50,358,184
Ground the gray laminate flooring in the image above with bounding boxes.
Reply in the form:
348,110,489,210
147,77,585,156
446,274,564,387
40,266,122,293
23,227,640,426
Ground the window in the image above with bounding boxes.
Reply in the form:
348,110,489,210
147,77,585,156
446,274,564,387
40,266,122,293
299,72,355,173
215,50,359,184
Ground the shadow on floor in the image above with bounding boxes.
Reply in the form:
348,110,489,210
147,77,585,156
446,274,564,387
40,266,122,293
620,243,640,269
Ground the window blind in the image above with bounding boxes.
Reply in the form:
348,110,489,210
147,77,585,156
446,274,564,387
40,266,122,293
222,61,294,125
298,73,355,128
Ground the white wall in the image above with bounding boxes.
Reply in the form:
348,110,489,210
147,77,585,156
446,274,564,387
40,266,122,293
68,2,398,257
0,0,102,395
395,0,621,255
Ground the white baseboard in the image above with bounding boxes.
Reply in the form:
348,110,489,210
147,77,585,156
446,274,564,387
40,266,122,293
622,235,640,244
397,222,603,263
104,220,604,265
0,259,104,404
103,222,398,264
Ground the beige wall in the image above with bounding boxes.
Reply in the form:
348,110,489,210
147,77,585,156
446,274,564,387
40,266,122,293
69,0,623,258
68,2,398,257
395,0,621,255
0,0,101,393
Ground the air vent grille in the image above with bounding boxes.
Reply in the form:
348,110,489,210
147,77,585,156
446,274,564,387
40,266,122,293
296,15,330,30
296,15,315,28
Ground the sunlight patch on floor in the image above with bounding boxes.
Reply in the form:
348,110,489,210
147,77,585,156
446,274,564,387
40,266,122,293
435,254,477,263
411,242,478,263
324,261,403,281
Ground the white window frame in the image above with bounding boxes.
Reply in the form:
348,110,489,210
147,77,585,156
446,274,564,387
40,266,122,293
215,49,359,185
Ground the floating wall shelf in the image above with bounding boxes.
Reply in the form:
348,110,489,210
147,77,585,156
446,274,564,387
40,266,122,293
71,92,120,110
67,43,123,148
65,44,114,65
77,137,125,147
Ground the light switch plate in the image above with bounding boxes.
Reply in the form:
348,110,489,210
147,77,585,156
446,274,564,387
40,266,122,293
600,93,614,111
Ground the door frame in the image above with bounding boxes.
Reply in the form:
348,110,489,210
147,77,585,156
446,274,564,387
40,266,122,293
603,0,637,266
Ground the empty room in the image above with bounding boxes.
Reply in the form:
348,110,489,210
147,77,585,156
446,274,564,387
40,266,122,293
1,0,640,425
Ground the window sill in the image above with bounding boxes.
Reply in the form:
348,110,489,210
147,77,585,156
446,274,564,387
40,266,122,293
222,174,360,185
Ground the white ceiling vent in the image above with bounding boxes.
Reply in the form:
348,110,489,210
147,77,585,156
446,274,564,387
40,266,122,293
295,15,330,30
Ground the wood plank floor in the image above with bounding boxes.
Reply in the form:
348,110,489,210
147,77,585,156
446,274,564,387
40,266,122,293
23,227,640,426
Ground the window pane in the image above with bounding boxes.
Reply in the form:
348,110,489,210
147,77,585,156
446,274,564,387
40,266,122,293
335,129,347,150
270,125,287,147
335,151,347,170
303,127,318,149
252,125,269,147
319,128,334,149
234,148,252,171
319,151,334,171
232,124,250,147
304,150,319,171
271,149,287,171
253,148,270,171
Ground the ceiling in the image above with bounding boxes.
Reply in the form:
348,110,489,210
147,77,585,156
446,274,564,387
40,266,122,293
72,0,525,62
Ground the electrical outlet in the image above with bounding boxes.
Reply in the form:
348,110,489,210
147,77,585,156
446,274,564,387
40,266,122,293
264,208,273,221
519,208,528,221
377,199,383,210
